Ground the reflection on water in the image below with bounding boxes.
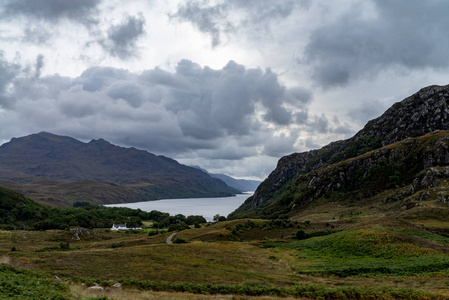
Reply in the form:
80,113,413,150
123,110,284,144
105,192,253,222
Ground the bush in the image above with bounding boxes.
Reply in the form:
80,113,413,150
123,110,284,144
214,214,227,222
173,238,188,244
168,222,190,232
148,231,160,237
186,215,207,225
295,229,306,240
59,242,70,250
294,229,335,240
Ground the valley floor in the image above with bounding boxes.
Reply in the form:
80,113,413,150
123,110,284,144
1,205,449,300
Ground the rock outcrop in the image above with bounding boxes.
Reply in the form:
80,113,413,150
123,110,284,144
230,84,449,218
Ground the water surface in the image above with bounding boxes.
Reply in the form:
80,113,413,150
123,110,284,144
106,192,252,222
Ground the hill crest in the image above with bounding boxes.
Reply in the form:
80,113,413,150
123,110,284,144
0,132,239,206
230,84,449,218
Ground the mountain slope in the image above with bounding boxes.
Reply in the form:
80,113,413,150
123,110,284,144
210,174,260,192
0,132,238,206
230,130,449,219
230,84,449,218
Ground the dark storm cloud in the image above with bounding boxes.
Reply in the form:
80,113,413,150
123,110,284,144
1,59,311,161
0,0,102,25
100,15,146,59
305,0,449,87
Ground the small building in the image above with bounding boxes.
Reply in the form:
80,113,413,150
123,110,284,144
111,223,127,230
111,223,142,231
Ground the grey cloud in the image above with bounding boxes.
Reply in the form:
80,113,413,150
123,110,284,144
305,0,449,87
22,27,51,44
100,14,146,59
77,67,132,92
254,69,291,125
172,0,307,47
310,114,329,134
333,125,354,136
347,99,387,124
263,133,298,157
34,54,44,79
284,87,311,105
1,0,101,25
0,56,324,180
294,111,309,124
0,59,312,164
227,0,306,25
171,1,230,47
0,53,20,108
106,81,144,108
304,138,321,150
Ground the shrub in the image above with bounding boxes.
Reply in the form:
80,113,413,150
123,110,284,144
173,238,188,244
148,231,160,237
295,229,306,240
214,214,227,222
59,242,70,250
186,215,207,225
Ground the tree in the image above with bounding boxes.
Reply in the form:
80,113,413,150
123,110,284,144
186,215,207,225
294,229,306,240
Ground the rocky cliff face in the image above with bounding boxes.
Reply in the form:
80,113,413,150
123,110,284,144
273,132,449,214
230,84,449,218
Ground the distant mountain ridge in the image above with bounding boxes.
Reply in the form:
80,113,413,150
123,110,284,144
230,84,449,218
209,174,260,192
191,166,261,192
0,132,239,206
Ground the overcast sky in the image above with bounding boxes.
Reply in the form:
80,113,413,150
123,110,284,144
1,0,449,180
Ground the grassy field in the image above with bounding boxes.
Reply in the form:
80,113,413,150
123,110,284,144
1,199,449,300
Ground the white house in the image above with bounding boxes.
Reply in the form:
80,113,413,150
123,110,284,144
111,223,142,231
111,223,127,230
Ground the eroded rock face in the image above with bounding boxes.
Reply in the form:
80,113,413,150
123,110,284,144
231,84,449,218
283,133,449,208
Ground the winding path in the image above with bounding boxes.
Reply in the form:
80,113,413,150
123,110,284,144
166,232,177,244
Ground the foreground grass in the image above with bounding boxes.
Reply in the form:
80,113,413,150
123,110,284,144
73,277,448,300
264,225,449,277
0,264,68,299
0,263,446,300
1,216,449,299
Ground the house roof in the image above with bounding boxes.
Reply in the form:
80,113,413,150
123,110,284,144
112,224,127,228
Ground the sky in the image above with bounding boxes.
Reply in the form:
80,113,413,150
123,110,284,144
1,0,449,180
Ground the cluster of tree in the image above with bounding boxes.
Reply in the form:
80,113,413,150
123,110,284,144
0,186,208,231
152,214,206,232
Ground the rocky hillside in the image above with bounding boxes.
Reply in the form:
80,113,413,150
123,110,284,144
0,132,238,206
230,84,449,218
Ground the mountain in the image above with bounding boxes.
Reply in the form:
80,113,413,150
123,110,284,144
191,166,260,192
229,84,449,219
209,174,260,192
0,132,239,206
